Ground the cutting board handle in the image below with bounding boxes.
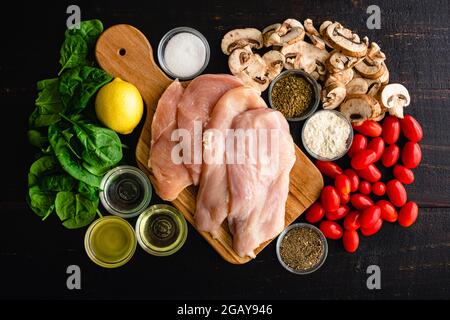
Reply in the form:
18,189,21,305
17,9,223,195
95,24,172,111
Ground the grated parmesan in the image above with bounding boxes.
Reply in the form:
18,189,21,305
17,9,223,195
303,111,351,159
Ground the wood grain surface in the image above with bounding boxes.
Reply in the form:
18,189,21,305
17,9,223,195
95,24,323,264
0,0,449,299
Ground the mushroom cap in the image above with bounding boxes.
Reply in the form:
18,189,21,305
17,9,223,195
380,83,411,111
322,22,368,57
221,28,263,55
228,45,254,74
339,94,382,124
326,68,354,86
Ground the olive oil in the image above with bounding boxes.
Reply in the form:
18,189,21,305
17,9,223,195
136,205,187,256
85,216,136,268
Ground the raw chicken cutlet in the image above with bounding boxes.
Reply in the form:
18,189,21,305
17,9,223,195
177,74,243,185
227,108,295,258
148,80,192,201
195,87,267,238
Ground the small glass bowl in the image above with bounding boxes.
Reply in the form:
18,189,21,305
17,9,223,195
135,204,188,257
157,27,210,80
276,223,328,275
99,166,152,219
84,216,137,268
301,109,354,161
268,69,321,121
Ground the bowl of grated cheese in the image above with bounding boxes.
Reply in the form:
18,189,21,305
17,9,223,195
301,109,353,161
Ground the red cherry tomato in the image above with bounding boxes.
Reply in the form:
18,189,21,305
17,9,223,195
343,169,360,192
348,134,368,158
361,218,383,236
393,165,415,185
401,142,422,169
326,205,350,221
356,164,381,182
381,144,400,167
343,230,360,253
335,174,351,195
344,211,361,230
351,150,377,170
359,205,381,229
305,202,325,223
351,193,374,210
377,200,398,222
382,116,401,144
386,179,407,207
320,186,340,212
340,192,351,205
319,220,344,240
359,180,372,195
367,137,385,162
353,120,382,137
398,201,419,227
400,115,423,142
372,182,386,196
315,160,343,179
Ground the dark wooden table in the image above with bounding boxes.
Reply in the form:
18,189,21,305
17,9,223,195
1,0,449,300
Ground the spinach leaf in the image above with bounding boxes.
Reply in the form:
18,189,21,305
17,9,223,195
28,129,49,151
39,174,76,192
65,19,103,48
48,124,102,187
28,185,55,219
29,78,63,128
59,20,104,75
55,191,98,229
78,181,99,202
61,115,122,175
58,35,88,75
59,66,112,114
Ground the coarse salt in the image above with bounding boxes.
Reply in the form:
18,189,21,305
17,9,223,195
164,32,206,78
303,111,351,159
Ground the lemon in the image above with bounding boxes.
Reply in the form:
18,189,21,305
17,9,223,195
95,78,144,135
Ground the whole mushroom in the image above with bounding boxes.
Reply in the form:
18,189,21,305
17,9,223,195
380,83,411,118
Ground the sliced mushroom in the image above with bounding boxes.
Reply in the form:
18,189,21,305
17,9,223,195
262,23,281,47
304,19,326,50
380,84,410,118
221,28,263,55
367,42,386,63
262,50,285,79
354,58,386,79
322,22,368,57
228,45,253,74
281,40,330,73
326,68,354,86
367,81,382,97
326,50,361,73
266,19,305,46
346,77,369,95
379,64,390,85
322,82,347,110
340,94,383,124
319,21,333,35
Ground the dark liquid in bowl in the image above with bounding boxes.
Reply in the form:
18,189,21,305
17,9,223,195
106,173,145,212
144,213,180,248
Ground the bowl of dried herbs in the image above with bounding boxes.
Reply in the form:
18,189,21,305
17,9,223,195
276,223,328,274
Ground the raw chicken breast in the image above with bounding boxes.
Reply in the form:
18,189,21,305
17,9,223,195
195,87,267,237
149,80,193,201
177,74,243,185
227,108,296,258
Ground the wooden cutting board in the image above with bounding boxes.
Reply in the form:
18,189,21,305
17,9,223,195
95,24,324,264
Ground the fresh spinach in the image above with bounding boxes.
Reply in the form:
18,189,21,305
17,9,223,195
59,20,104,75
59,66,112,113
28,129,49,151
48,124,103,188
29,78,63,128
55,191,98,229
